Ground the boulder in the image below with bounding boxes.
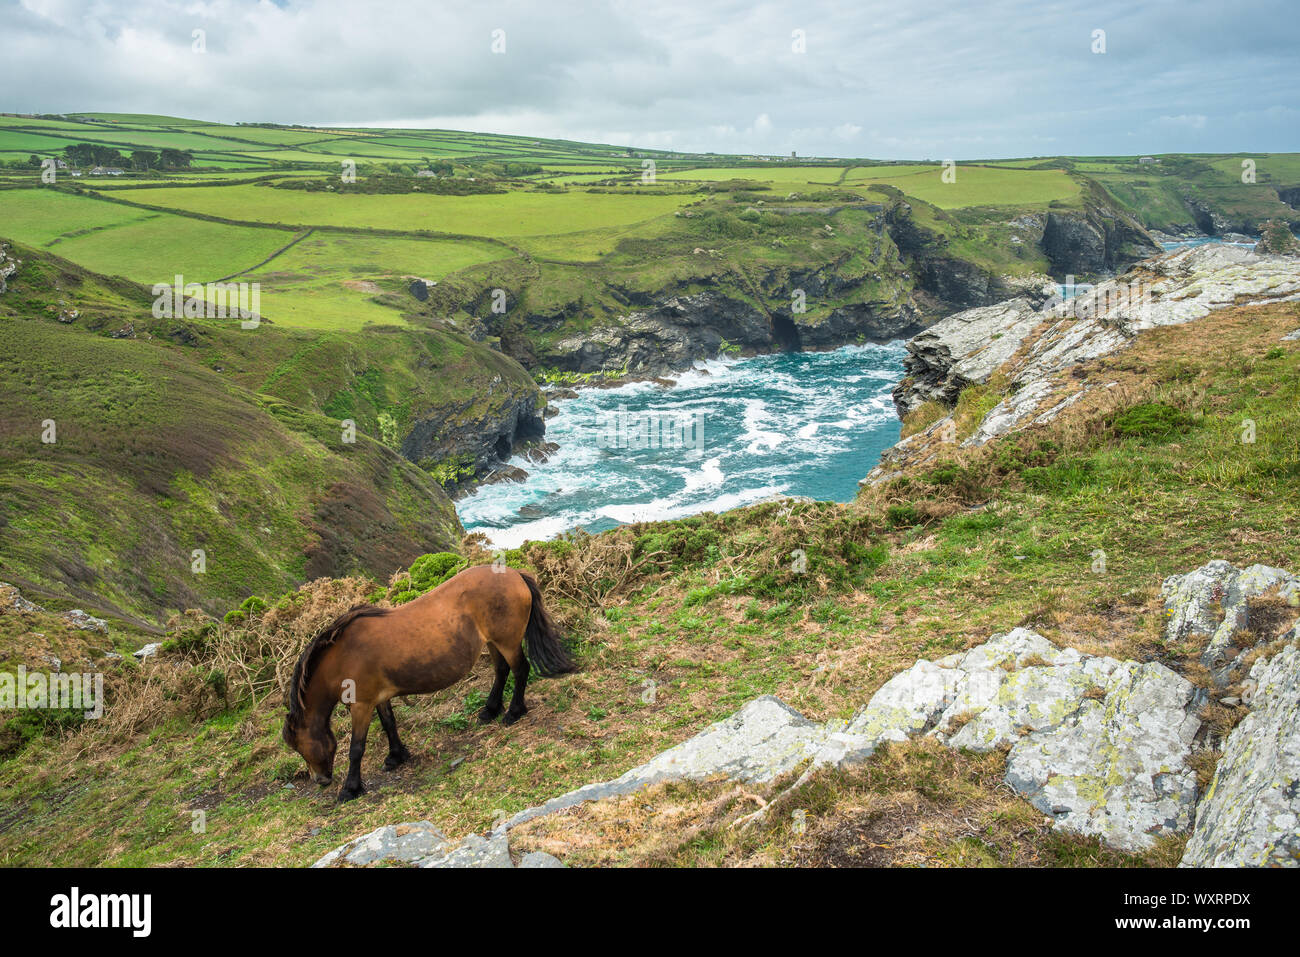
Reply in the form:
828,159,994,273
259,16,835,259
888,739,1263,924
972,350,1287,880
1004,661,1201,852
311,821,451,868
1162,560,1299,684
63,610,109,633
506,695,833,829
418,828,512,869
1181,643,1300,867
847,627,1202,852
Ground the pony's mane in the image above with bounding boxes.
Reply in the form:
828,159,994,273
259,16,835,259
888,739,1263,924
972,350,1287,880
284,604,390,735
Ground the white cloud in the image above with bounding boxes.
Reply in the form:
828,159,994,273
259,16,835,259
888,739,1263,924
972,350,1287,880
2,0,1296,158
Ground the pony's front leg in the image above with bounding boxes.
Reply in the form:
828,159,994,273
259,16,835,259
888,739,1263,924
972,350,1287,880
339,702,374,802
377,700,412,769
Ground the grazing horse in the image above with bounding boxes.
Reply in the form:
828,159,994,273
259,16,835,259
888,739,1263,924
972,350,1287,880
282,565,574,801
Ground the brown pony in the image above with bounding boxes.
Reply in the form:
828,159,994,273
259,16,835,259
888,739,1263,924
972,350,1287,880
282,565,573,801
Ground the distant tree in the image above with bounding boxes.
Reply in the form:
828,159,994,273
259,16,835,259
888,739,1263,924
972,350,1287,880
130,149,158,171
158,148,193,169
63,143,128,168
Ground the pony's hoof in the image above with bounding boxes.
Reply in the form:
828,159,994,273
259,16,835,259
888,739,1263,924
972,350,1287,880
477,706,502,724
502,707,528,726
338,785,365,803
383,750,411,770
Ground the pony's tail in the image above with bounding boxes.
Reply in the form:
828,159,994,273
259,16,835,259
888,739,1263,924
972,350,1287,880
520,572,575,676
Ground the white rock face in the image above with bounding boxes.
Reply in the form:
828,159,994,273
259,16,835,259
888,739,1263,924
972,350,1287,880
869,244,1300,486
501,627,1203,854
846,627,1201,852
1182,644,1300,867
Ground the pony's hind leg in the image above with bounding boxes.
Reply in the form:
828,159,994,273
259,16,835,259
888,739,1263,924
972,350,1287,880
502,648,530,726
377,700,412,769
479,647,510,723
340,702,374,802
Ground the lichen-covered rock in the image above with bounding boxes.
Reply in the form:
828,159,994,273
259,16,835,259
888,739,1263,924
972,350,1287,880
848,627,1202,852
1161,560,1299,683
1162,559,1241,644
0,582,42,614
518,851,566,868
1005,661,1201,852
506,695,833,829
418,828,513,869
1182,643,1300,867
312,821,451,868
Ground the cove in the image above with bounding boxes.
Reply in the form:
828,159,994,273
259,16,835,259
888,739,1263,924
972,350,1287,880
459,342,908,547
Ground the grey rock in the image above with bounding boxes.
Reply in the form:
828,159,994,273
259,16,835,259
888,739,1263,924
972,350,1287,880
1005,661,1201,852
1182,643,1300,867
506,695,835,829
1162,560,1299,684
893,298,1042,417
0,582,43,614
63,610,108,633
132,642,163,660
418,828,514,868
312,821,451,868
518,851,566,868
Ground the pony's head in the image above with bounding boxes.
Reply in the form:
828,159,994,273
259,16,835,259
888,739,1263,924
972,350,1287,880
283,711,336,786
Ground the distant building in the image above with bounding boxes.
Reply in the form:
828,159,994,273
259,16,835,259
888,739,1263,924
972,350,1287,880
1138,156,1159,164
415,169,437,177
89,166,124,176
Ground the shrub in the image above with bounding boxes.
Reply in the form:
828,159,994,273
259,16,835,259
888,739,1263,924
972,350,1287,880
1111,402,1193,439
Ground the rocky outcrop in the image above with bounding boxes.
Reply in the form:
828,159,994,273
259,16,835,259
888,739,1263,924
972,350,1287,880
892,298,1041,416
1039,202,1160,276
1162,561,1299,685
312,819,563,869
0,244,18,295
872,243,1300,481
1182,643,1300,867
847,628,1202,852
1255,219,1300,256
400,383,546,483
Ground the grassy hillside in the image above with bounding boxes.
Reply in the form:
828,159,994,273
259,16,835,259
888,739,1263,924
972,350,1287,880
0,242,544,621
1,292,1294,866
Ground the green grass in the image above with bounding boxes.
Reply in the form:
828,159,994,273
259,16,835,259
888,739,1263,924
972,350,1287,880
104,183,695,236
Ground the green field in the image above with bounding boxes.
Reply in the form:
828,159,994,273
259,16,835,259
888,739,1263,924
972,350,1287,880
108,183,695,236
1,189,291,283
2,112,1296,338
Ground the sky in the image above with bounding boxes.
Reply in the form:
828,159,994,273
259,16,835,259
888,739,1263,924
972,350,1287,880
4,0,1298,160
